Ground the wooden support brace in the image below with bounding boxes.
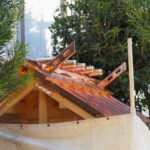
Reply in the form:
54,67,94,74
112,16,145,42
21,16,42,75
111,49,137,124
38,91,48,124
98,62,126,88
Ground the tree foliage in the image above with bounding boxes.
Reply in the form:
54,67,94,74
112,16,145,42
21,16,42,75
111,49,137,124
0,0,31,101
49,0,150,114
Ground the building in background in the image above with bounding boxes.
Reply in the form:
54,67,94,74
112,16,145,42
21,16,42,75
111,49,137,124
17,0,60,59
17,0,74,59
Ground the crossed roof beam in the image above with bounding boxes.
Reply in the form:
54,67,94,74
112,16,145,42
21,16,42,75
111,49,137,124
25,41,126,88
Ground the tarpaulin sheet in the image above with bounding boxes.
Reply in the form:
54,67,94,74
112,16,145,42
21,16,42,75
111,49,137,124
0,114,150,150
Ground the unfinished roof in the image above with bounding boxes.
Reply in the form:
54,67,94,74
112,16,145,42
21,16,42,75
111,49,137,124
22,42,149,123
1,42,149,123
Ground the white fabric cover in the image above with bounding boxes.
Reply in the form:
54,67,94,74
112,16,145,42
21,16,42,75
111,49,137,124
0,114,150,150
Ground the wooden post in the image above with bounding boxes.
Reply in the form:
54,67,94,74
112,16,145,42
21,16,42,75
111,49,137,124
128,38,136,114
38,91,48,124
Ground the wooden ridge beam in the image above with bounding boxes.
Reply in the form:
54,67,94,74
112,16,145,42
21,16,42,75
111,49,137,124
98,62,126,88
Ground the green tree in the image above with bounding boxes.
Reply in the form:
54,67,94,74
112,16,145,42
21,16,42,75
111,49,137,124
49,0,150,115
0,0,31,101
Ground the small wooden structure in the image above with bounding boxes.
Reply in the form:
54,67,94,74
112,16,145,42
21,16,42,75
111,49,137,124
0,42,149,124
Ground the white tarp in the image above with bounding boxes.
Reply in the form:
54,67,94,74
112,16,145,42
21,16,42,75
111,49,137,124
0,114,150,150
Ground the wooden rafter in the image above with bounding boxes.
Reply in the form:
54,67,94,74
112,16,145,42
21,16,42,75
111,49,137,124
98,62,127,88
60,60,77,69
66,63,86,72
0,83,34,117
79,66,95,75
88,69,103,77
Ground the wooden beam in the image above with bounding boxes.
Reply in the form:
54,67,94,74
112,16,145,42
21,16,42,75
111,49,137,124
68,63,86,72
26,91,38,110
35,83,94,119
79,66,95,75
98,62,126,88
0,83,34,117
38,91,48,124
88,69,103,77
128,38,136,114
43,42,76,72
60,60,77,69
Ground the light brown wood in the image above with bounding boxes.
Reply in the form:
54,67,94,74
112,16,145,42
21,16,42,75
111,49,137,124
98,62,126,87
0,83,34,117
128,38,136,114
38,91,48,124
35,83,95,119
59,103,67,109
88,69,103,77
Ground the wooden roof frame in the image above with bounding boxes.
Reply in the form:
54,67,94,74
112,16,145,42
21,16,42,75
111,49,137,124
1,42,149,124
0,81,94,120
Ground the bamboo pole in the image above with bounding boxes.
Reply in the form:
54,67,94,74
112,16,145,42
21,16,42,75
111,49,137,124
128,38,136,114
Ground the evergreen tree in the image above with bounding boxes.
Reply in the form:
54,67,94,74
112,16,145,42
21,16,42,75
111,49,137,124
0,0,31,101
49,0,150,115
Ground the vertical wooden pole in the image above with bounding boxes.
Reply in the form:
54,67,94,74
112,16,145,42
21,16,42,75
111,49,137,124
128,38,136,114
38,91,48,124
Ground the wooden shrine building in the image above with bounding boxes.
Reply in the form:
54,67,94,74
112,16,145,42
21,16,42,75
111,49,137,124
0,42,149,124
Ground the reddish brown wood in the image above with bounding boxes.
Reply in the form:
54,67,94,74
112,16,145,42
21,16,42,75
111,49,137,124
43,42,76,72
98,62,126,88
88,69,103,77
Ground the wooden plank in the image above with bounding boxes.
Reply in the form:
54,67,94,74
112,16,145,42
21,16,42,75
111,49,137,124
26,91,38,110
60,60,77,69
98,62,126,87
35,83,95,119
0,113,23,123
0,83,34,117
9,102,27,114
38,91,48,124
